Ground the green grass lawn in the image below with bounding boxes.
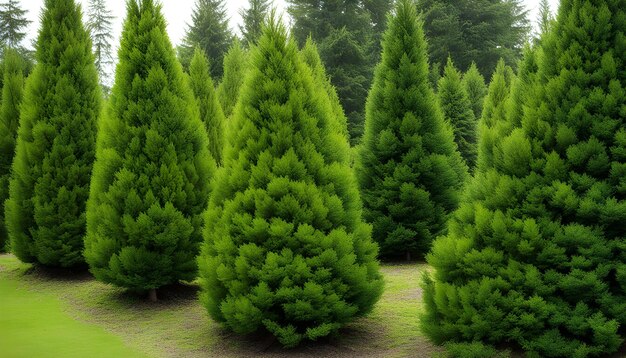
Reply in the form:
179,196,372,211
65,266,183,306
0,254,443,357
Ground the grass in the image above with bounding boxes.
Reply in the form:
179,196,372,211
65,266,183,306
0,254,444,357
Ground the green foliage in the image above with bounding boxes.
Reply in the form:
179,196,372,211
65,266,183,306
239,0,270,48
288,0,386,145
418,0,530,77
198,16,383,348
357,0,467,260
0,48,23,252
421,0,626,356
462,62,487,120
438,58,477,170
189,48,224,164
85,0,214,291
534,0,554,44
0,0,30,52
506,45,539,129
445,341,506,358
300,38,348,138
476,59,515,172
216,39,246,119
179,0,232,79
5,0,100,267
429,62,441,92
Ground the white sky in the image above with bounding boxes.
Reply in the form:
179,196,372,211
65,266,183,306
19,0,559,51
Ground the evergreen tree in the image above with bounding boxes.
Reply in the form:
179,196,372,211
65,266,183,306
300,38,348,138
438,57,477,170
0,48,24,252
179,0,232,79
6,0,100,267
86,0,114,94
421,0,626,356
476,59,515,171
189,47,224,164
462,62,487,120
85,0,214,300
536,0,553,41
429,62,441,92
0,0,30,51
198,15,383,347
239,0,270,48
288,0,381,145
216,39,246,118
357,0,467,261
506,45,538,128
418,0,530,77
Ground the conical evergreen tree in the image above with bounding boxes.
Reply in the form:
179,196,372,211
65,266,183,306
189,47,224,164
85,0,214,299
421,0,626,356
357,0,467,260
300,38,348,138
0,48,24,252
476,59,515,171
239,0,270,48
507,45,539,128
216,39,246,118
198,15,383,347
438,57,477,170
462,62,487,120
5,0,100,267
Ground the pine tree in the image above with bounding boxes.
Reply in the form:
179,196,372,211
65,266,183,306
0,0,30,51
357,0,467,261
418,0,530,77
0,48,24,252
5,0,100,267
300,38,348,138
239,0,270,48
216,39,246,118
421,0,626,356
85,0,114,94
85,0,214,300
189,47,224,164
462,62,487,120
438,57,477,170
179,0,232,79
476,59,515,171
198,15,383,347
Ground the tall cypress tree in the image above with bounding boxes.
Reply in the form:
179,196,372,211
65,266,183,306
438,57,477,170
179,0,232,79
239,0,270,48
476,59,515,171
6,0,100,267
421,0,626,356
462,62,487,120
357,0,467,260
189,47,224,164
0,48,23,252
198,15,383,347
85,0,214,300
216,39,246,119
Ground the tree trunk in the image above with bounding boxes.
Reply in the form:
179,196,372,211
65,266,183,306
406,251,411,262
148,288,157,302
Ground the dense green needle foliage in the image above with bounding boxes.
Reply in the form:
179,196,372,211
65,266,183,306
507,45,539,129
198,16,383,348
216,39,246,119
85,0,214,292
357,0,467,260
189,48,224,164
300,38,348,138
422,0,626,356
179,0,232,79
5,0,100,267
476,59,515,171
438,58,477,170
462,62,487,120
0,48,24,252
239,0,270,48
418,0,529,77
